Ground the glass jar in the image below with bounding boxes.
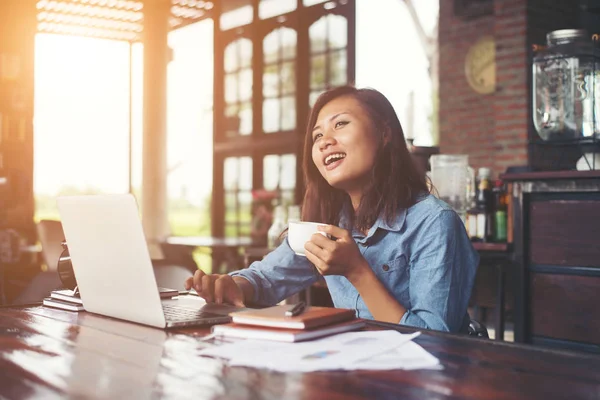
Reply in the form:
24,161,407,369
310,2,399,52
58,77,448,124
429,154,475,220
533,29,600,141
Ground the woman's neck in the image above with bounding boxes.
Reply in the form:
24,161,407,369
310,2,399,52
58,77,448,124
348,191,362,212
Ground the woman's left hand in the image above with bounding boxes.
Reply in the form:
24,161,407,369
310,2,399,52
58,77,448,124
304,224,368,282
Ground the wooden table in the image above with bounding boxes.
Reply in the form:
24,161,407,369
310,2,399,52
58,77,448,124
1,305,599,399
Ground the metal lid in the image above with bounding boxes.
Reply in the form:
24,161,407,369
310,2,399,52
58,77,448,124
547,29,588,45
478,167,491,178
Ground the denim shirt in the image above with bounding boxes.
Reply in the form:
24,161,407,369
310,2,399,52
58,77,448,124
230,194,479,333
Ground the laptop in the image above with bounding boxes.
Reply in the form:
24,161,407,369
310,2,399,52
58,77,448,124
56,193,249,329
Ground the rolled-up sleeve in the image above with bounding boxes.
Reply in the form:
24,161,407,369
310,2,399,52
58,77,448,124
400,210,479,332
229,237,320,305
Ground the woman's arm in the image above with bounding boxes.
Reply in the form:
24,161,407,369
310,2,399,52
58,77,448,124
400,210,479,332
232,276,255,304
346,262,408,323
229,238,321,305
305,225,408,323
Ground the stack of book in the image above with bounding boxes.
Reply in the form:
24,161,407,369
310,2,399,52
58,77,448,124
42,287,181,312
43,289,84,312
212,305,365,342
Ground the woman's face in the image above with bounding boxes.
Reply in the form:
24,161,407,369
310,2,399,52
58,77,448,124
311,95,381,193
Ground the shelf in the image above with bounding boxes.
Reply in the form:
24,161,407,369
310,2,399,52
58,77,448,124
472,242,510,252
501,170,600,181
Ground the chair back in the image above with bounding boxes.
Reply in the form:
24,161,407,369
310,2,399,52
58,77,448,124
468,319,490,338
37,220,65,272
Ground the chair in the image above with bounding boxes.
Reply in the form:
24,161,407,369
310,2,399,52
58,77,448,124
37,220,66,272
468,319,489,338
10,220,66,305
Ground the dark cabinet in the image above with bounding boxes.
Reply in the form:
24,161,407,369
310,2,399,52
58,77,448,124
503,171,600,353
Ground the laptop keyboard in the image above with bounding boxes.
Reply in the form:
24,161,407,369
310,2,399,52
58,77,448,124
162,304,225,322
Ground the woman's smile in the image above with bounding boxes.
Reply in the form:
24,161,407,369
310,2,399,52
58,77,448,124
324,152,347,171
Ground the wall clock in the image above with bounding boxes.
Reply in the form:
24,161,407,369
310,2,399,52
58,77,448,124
464,36,496,95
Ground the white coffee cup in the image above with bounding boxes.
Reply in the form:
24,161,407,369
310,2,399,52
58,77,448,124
288,221,327,256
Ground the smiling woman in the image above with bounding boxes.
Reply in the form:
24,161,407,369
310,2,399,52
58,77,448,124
185,85,480,335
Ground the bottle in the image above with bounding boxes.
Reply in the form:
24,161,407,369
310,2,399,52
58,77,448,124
465,177,478,240
475,168,493,242
493,180,508,242
267,205,287,249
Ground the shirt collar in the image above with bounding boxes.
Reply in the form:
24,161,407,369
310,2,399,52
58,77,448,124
339,201,407,241
339,191,428,239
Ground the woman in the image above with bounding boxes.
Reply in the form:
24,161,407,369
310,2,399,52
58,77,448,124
184,86,479,333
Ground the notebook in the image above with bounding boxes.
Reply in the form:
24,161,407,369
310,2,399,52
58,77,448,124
229,305,356,330
211,319,366,342
49,288,180,305
56,194,249,329
43,297,85,312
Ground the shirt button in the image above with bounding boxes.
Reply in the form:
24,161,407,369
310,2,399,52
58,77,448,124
382,264,390,271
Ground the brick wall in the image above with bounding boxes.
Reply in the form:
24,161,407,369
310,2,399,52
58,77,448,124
439,0,526,178
439,0,580,177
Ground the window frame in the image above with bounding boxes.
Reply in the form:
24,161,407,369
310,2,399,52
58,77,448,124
212,0,355,237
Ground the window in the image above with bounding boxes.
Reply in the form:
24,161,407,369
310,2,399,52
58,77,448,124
220,1,253,30
224,156,253,237
167,19,214,237
309,14,348,105
224,38,253,137
212,1,355,237
262,27,297,134
259,0,296,20
263,153,296,206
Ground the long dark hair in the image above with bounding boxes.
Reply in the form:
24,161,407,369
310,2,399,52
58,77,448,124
301,86,429,231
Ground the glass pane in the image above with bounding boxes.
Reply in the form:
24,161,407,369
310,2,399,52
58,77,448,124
224,158,239,190
280,154,296,190
328,14,347,49
220,4,253,31
281,28,297,60
225,104,239,117
224,42,238,72
310,54,326,89
225,73,238,103
239,68,252,101
259,0,296,19
225,192,238,222
281,189,295,206
239,38,253,69
281,61,295,95
309,17,327,53
225,105,241,136
263,154,280,190
239,102,253,135
238,157,253,190
238,190,253,235
239,223,251,236
263,97,281,133
263,30,280,64
310,90,321,107
263,63,279,97
225,223,238,237
303,0,328,6
281,96,296,131
330,49,347,86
